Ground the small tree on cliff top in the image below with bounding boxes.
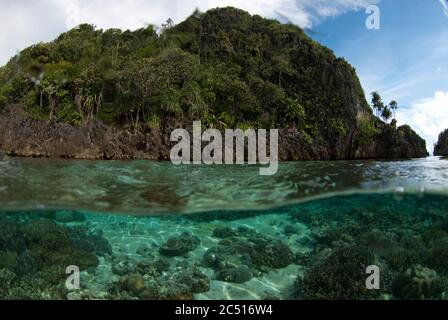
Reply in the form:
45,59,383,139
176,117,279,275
371,92,399,124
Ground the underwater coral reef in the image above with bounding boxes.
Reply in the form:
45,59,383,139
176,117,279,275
0,213,110,299
1,192,448,300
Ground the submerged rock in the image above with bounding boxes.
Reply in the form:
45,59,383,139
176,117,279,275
136,259,170,277
140,186,188,212
0,269,16,296
112,260,136,276
136,243,152,257
54,211,86,223
392,265,443,300
176,267,210,294
15,250,37,277
108,265,209,300
204,226,295,284
203,245,253,275
140,281,194,300
0,216,111,299
159,232,200,257
425,237,448,275
120,274,146,295
69,227,112,256
295,246,380,300
252,242,294,270
212,227,238,239
216,265,253,284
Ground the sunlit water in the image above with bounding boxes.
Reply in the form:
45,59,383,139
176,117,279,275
1,156,447,215
1,156,448,300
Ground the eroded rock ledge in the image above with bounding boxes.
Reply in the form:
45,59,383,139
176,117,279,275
0,104,428,161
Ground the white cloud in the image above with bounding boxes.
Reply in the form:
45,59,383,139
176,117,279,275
50,0,382,30
0,1,66,65
439,0,448,17
0,0,379,65
295,0,380,24
397,91,448,154
57,0,310,31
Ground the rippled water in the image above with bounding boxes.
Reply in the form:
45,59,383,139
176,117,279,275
1,156,447,215
1,156,448,300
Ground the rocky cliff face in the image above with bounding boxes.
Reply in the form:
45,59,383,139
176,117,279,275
0,105,168,160
0,104,428,160
434,129,448,156
353,122,428,159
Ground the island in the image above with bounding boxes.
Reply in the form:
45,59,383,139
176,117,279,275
435,129,448,156
0,7,428,160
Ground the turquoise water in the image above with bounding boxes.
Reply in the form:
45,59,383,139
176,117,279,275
1,156,448,300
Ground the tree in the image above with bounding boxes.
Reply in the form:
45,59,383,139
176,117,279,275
74,63,104,124
285,97,305,127
272,54,294,88
389,100,398,119
381,106,392,123
371,92,398,123
41,80,57,121
162,18,174,30
371,91,384,118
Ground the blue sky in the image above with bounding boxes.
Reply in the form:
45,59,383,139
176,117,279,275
311,0,447,103
0,0,447,152
308,0,448,152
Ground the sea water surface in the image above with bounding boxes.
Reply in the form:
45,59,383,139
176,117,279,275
1,156,447,214
0,156,448,300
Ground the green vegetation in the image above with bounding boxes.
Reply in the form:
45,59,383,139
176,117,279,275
371,91,399,124
357,116,380,146
0,8,370,138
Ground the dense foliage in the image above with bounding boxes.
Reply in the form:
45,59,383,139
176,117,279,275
371,91,398,123
0,7,406,148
